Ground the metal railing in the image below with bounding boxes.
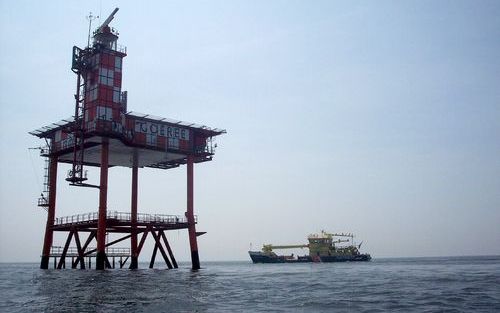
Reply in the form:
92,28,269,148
50,246,130,256
116,44,127,54
54,210,194,226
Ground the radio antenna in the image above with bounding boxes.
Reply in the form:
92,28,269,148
86,12,99,47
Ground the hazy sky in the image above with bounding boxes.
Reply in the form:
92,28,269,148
0,0,499,262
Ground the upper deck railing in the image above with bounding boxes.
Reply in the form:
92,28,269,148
115,43,127,54
54,211,194,226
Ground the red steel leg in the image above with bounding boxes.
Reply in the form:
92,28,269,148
96,139,109,270
130,151,138,269
40,156,58,269
187,155,200,270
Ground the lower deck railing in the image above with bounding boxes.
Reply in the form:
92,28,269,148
49,246,130,257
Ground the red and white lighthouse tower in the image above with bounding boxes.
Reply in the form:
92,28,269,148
30,8,225,270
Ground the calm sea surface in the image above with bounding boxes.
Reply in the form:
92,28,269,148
0,256,499,312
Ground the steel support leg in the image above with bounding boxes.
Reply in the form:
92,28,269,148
57,230,74,269
137,230,149,255
96,139,109,270
41,156,58,269
151,230,173,269
161,231,178,268
130,152,138,269
105,256,112,269
149,242,158,269
187,155,200,270
121,256,129,268
73,230,86,269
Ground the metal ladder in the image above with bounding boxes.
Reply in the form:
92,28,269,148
37,148,50,210
66,51,88,186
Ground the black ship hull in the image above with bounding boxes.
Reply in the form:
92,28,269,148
249,251,371,263
248,251,312,263
319,254,371,262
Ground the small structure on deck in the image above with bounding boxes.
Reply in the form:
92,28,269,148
30,8,225,270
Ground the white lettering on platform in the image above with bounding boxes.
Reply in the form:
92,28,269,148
134,121,189,140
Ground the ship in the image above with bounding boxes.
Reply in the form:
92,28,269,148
249,231,371,263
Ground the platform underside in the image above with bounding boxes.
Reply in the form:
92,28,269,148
55,137,202,169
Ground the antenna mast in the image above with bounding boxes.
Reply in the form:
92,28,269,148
86,12,98,48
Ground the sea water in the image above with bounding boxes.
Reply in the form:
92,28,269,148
0,256,499,312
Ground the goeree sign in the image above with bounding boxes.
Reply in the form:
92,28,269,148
134,121,190,140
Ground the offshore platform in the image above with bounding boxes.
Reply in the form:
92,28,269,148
30,8,225,270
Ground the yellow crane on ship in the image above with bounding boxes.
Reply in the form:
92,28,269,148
262,244,309,253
